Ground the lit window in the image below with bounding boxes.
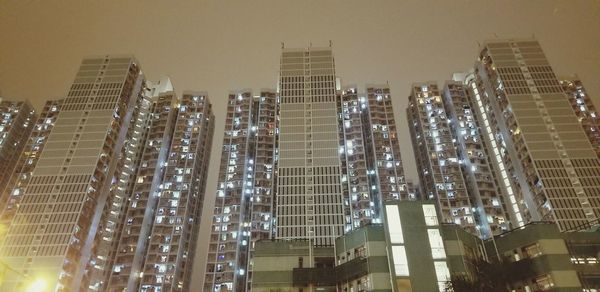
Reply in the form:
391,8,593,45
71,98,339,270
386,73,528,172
535,274,554,290
422,205,438,226
523,243,542,258
385,205,403,244
434,262,450,291
391,246,409,276
428,229,446,259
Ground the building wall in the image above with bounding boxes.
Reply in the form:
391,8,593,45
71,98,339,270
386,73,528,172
384,201,450,292
252,241,310,292
442,222,600,291
563,230,600,289
253,226,391,292
440,224,482,277
334,224,392,292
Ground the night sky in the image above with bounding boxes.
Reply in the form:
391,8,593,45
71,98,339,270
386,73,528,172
1,0,599,289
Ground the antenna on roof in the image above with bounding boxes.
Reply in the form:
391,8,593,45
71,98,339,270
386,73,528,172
329,40,333,47
309,42,312,48
281,42,284,49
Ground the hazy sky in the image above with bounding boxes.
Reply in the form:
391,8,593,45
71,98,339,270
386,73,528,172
1,0,599,290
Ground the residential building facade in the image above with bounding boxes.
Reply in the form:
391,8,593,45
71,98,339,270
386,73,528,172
0,99,36,207
444,222,600,291
0,55,146,291
442,81,512,236
205,90,278,292
107,86,214,292
339,85,409,231
206,47,409,292
251,201,450,292
468,39,600,231
276,47,345,247
0,57,215,292
409,39,600,238
407,82,477,234
559,77,600,159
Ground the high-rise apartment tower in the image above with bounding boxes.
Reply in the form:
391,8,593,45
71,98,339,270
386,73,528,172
106,82,214,292
0,99,36,206
407,81,513,238
277,47,345,246
0,56,146,291
467,39,600,231
205,90,278,292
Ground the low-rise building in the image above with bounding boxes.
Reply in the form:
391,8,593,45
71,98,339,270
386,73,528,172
252,201,449,292
443,222,600,291
253,202,600,292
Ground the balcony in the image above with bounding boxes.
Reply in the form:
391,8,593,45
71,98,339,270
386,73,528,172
292,256,368,286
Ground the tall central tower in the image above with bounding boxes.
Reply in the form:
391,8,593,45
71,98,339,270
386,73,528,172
276,47,345,246
205,46,409,292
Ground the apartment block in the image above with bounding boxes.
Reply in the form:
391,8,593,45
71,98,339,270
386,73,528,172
0,99,36,206
107,84,214,292
205,90,278,292
88,79,157,290
339,87,374,230
363,85,409,202
407,82,476,234
277,47,345,247
0,56,215,292
469,39,600,231
0,56,146,291
339,85,409,230
140,91,214,292
442,81,512,236
206,47,410,292
409,39,600,238
1,99,55,222
107,82,179,291
560,77,600,159
444,222,600,291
